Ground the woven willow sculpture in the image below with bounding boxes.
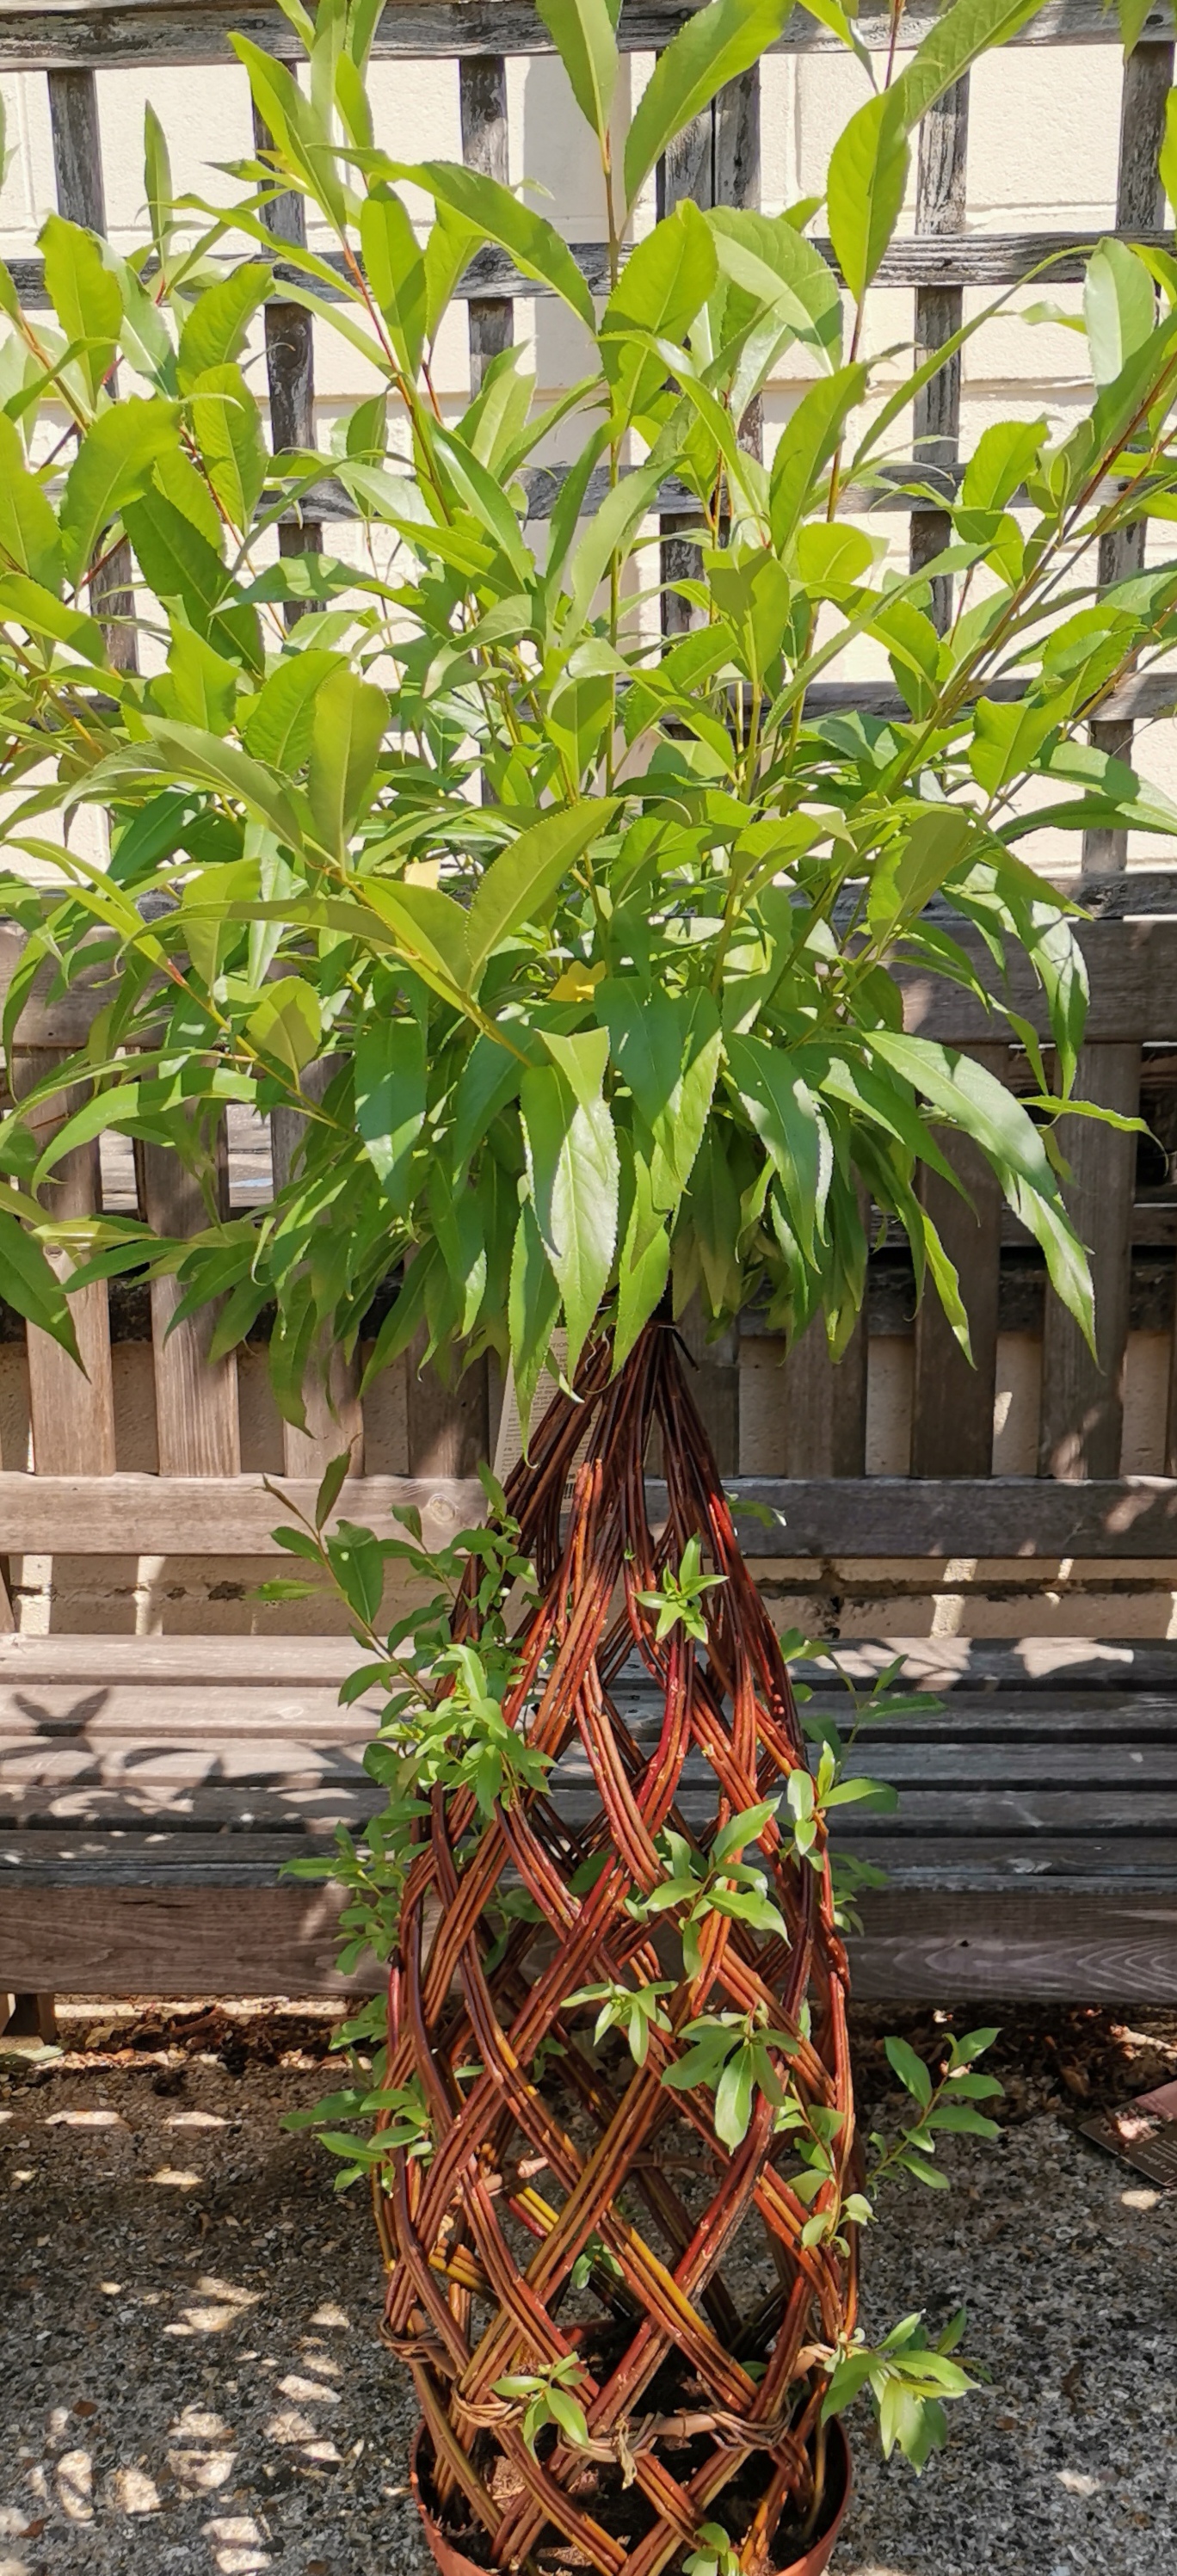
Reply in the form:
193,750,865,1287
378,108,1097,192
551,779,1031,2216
376,1324,855,2573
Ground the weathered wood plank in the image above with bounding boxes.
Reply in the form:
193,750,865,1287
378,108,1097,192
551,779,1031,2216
1084,40,1174,879
253,103,323,619
909,71,969,631
658,65,761,637
0,1634,367,1682
847,1889,1177,2000
459,54,513,389
0,1880,379,1995
20,1059,115,1492
780,1321,868,1478
136,1132,241,1476
47,69,139,673
11,225,1177,311
0,0,1165,72
0,1470,1176,1555
911,1044,1005,1477
1039,1041,1140,1479
0,1473,484,1552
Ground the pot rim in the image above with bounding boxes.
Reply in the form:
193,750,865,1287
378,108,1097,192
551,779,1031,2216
409,2415,853,2576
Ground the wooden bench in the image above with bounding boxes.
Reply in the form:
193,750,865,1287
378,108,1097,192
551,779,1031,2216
3,8,1177,2027
4,1476,1177,2010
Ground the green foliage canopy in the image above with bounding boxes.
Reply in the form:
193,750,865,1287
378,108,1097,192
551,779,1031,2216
0,0,1170,1420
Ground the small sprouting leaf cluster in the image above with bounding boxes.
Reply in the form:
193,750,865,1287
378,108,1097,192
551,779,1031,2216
281,2071,433,2193
821,2308,983,2474
868,2027,1004,2191
627,1801,789,1973
276,1453,542,1960
562,1976,675,2067
662,2000,800,2153
492,2355,591,2454
684,2524,742,2576
632,1537,727,1643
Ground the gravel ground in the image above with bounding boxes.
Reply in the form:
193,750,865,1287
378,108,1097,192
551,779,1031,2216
3,2002,1176,2576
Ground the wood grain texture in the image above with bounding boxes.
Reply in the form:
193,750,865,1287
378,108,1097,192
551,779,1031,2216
847,1889,1177,2000
136,1133,240,1476
1039,1042,1140,1479
909,72,969,630
780,1319,868,1478
911,1044,1005,1477
3,1471,1177,1554
48,68,139,671
253,103,322,622
459,54,512,389
0,0,1164,71
658,63,760,637
20,1057,116,1486
0,1473,486,1552
1083,40,1174,878
0,1880,379,1995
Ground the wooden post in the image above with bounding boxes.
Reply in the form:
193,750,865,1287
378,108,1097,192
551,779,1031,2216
47,70,138,672
658,66,761,638
909,74,969,633
1083,39,1174,878
459,57,513,390
780,1322,868,1479
910,1044,1007,1476
1039,1041,1140,1479
136,1131,241,1476
21,1054,116,1488
253,103,323,623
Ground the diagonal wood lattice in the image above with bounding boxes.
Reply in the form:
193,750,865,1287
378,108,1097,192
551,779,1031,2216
379,1322,857,2575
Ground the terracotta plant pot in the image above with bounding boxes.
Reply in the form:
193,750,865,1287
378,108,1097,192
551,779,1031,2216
410,2419,853,2576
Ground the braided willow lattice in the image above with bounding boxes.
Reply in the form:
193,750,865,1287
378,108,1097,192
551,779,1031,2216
379,1322,857,2574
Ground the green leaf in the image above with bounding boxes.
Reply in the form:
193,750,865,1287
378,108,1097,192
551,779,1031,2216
122,483,229,625
599,982,721,1205
724,1033,829,1265
354,1012,426,1214
1162,83,1177,217
176,263,272,390
537,0,619,145
890,0,1045,131
59,397,181,587
615,1146,670,1369
706,206,843,362
153,620,238,733
140,717,305,850
884,2035,933,2106
40,212,121,404
0,1216,83,1365
242,648,344,768
623,0,793,212
145,102,173,250
867,806,980,941
565,455,669,636
188,362,268,532
826,89,909,304
307,665,389,856
508,1199,563,1444
769,364,867,547
360,185,427,376
410,160,595,330
246,976,322,1080
1084,237,1157,388
0,413,63,591
521,1038,619,1378
714,2043,755,2149
465,800,616,990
